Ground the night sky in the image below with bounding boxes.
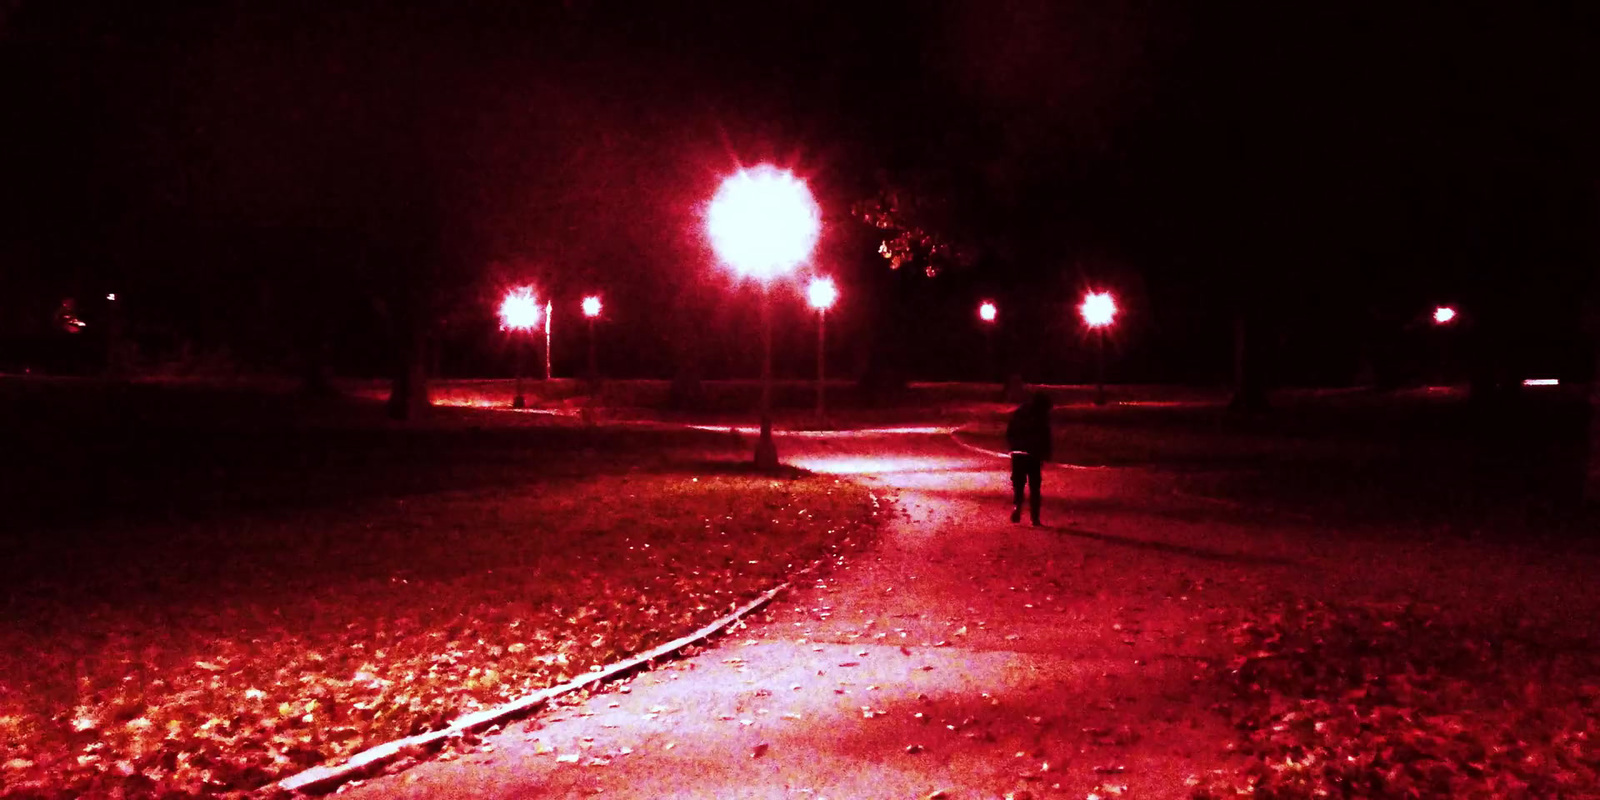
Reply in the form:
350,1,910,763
2,1,1595,385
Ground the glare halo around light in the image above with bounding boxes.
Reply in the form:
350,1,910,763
1080,291,1117,328
499,287,542,331
807,276,838,310
707,165,820,281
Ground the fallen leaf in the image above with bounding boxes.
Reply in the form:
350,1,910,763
751,743,769,758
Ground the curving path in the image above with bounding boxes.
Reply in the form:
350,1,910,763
344,430,1597,799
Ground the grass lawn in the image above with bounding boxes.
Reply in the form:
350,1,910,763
0,383,882,798
1192,599,1600,797
956,388,1593,527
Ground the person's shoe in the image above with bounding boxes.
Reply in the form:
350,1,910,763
1010,507,1022,523
1030,516,1042,527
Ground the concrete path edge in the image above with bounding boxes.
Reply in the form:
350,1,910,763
274,579,798,795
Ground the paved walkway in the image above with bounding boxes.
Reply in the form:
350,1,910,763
345,431,1598,799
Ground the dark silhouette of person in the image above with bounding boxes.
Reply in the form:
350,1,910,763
1005,391,1053,525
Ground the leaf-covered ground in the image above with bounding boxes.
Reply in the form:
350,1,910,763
0,413,881,798
1193,600,1600,798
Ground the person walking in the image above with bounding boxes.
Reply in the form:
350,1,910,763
1005,391,1053,525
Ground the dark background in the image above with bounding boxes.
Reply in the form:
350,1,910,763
1,0,1595,387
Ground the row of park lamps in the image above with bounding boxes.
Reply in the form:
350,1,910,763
502,161,1466,468
499,164,1124,467
498,288,604,410
976,291,1119,405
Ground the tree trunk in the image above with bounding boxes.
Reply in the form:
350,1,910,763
386,323,430,421
1587,305,1600,506
1228,313,1269,413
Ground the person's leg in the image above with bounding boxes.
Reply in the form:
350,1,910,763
1010,455,1025,522
1028,457,1043,524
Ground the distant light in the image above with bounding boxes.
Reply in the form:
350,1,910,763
1080,291,1117,328
707,165,820,282
1433,306,1456,324
582,295,602,318
498,287,541,332
1523,378,1560,387
106,293,116,301
807,277,838,311
978,301,997,323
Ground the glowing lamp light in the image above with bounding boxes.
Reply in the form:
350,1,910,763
1433,306,1457,324
106,293,116,301
707,165,820,281
1523,378,1560,387
582,295,602,318
499,287,542,332
807,277,838,311
1080,291,1117,328
978,301,997,323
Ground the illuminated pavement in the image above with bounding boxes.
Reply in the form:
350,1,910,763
345,431,1599,799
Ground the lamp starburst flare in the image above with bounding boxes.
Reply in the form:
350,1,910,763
1080,291,1117,328
707,165,820,281
499,287,542,332
808,277,838,311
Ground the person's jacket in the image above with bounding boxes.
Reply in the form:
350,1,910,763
1005,405,1052,460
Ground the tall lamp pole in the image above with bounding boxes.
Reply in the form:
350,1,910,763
707,165,822,470
1079,290,1118,406
582,295,602,381
544,300,553,381
808,277,838,423
978,300,998,382
499,287,541,409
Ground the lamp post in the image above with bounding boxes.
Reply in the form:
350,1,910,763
707,164,821,469
1430,305,1459,385
1080,290,1117,406
544,300,553,381
808,277,838,423
499,287,542,408
978,300,997,381
582,295,602,381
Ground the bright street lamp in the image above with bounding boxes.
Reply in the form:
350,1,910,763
808,277,838,423
978,301,997,323
1434,306,1457,325
707,164,821,469
1080,290,1117,405
499,286,542,408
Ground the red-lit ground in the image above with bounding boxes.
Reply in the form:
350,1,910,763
344,430,1600,799
5,379,1596,797
0,385,883,798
